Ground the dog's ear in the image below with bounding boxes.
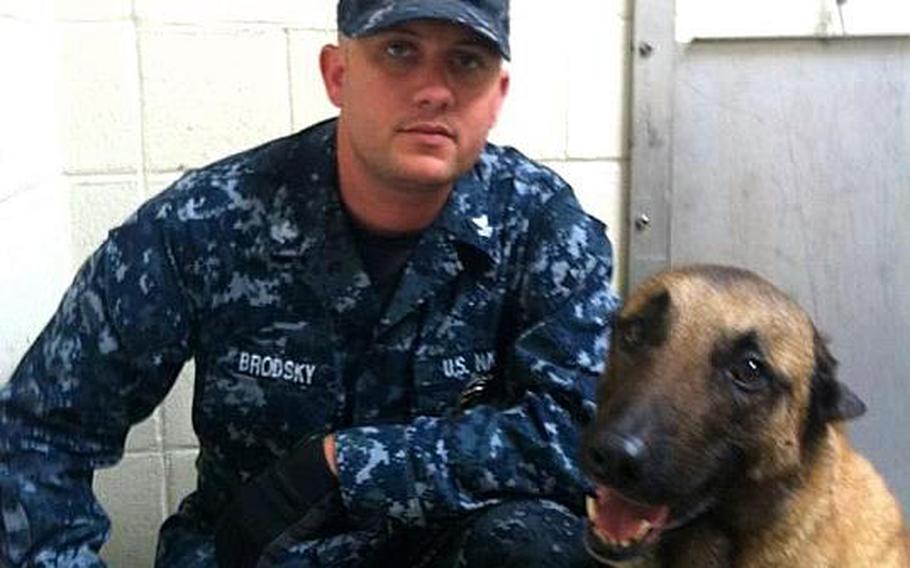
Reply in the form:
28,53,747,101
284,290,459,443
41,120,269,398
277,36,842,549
616,289,671,350
810,330,866,423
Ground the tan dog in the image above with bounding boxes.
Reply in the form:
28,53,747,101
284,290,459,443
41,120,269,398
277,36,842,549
581,265,908,567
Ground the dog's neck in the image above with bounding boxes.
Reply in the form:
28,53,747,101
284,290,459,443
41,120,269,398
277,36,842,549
717,426,843,550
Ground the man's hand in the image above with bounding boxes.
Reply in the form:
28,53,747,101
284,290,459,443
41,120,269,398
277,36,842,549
323,433,338,476
214,435,344,568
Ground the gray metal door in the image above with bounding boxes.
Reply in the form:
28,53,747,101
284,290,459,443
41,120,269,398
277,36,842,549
629,0,909,513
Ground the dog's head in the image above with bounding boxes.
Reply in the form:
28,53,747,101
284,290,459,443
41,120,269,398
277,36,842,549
580,265,866,565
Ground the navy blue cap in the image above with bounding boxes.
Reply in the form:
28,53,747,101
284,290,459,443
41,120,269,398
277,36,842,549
337,0,510,60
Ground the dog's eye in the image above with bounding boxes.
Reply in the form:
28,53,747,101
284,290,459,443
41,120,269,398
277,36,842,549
728,357,768,391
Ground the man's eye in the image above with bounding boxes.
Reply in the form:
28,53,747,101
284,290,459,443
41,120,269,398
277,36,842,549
385,41,415,59
451,51,486,72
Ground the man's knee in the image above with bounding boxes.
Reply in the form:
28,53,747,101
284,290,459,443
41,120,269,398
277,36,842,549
453,500,594,567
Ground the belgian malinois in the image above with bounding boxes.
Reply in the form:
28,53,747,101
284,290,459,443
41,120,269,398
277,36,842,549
581,265,908,567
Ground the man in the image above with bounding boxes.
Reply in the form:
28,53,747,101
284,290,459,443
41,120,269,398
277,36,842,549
0,1,617,566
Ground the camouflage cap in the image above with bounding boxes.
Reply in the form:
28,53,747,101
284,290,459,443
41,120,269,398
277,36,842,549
337,0,510,60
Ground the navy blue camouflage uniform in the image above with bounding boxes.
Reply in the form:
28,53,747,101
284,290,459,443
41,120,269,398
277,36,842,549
0,118,617,566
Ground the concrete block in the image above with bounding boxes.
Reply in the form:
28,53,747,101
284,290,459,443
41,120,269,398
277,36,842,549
135,0,336,29
0,17,71,378
0,180,72,380
95,453,166,567
0,2,52,19
165,448,200,515
0,17,61,199
567,7,630,160
545,159,626,287
69,175,145,267
140,25,292,172
58,22,141,174
594,0,632,20
289,29,339,131
162,361,199,450
490,2,568,159
53,0,131,21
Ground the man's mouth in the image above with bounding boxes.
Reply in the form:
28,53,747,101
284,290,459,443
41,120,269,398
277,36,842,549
399,122,455,141
584,487,670,564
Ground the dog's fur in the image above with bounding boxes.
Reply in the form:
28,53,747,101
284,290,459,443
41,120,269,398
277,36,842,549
582,265,909,567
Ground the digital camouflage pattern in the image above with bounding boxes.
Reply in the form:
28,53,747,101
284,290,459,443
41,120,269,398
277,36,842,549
338,0,511,59
0,118,617,566
259,499,596,567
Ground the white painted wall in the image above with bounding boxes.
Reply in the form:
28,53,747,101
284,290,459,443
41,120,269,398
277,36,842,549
0,2,632,565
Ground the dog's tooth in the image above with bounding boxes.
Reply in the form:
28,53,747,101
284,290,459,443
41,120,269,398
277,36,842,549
619,539,630,548
635,520,652,540
585,496,597,520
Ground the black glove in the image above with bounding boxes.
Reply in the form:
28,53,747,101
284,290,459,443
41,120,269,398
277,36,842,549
214,437,345,568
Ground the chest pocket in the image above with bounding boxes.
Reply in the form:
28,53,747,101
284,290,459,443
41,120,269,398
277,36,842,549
410,278,507,416
196,319,342,468
413,347,501,416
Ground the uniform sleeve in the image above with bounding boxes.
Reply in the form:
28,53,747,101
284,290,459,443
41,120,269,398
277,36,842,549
0,214,194,567
334,192,618,527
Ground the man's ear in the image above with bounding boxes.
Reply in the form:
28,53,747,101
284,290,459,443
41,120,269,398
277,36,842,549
487,68,510,128
320,44,345,109
810,329,866,423
498,68,510,100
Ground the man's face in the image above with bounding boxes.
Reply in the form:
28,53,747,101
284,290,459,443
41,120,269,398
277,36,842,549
321,20,509,192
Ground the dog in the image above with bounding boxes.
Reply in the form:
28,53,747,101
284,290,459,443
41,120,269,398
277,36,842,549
581,264,908,567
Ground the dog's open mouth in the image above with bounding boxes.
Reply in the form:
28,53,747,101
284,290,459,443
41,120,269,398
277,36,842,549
584,487,670,564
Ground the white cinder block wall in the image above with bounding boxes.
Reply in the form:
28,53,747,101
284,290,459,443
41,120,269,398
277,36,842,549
0,1,631,565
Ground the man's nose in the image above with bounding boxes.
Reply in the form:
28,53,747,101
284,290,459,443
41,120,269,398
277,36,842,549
412,60,455,111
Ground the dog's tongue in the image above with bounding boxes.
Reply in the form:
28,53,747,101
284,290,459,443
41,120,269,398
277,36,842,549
588,487,670,543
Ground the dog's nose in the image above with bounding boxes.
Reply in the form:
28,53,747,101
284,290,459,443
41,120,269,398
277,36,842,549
587,432,649,488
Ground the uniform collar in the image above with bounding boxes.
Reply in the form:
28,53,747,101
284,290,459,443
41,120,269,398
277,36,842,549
265,120,500,269
263,120,377,321
434,149,501,266
264,119,339,260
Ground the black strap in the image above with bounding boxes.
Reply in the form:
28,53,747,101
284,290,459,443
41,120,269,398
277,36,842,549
214,438,342,567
